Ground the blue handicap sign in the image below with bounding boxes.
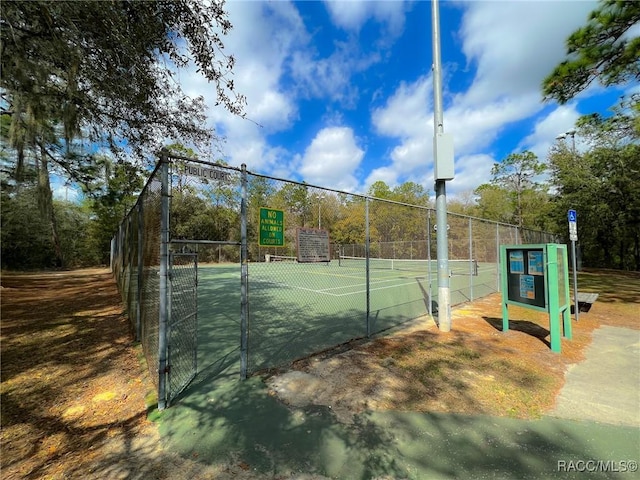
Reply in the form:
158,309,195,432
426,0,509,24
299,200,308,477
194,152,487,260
568,209,577,223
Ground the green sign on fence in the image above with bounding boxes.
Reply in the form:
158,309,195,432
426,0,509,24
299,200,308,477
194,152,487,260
259,207,285,246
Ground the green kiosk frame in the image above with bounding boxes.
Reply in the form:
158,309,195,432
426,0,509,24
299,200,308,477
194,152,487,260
500,244,572,353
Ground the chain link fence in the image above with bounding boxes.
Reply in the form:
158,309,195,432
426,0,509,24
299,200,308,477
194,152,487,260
167,252,198,400
111,162,162,390
111,153,558,408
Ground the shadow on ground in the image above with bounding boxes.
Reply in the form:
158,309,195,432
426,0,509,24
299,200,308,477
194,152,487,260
483,316,551,348
157,372,639,479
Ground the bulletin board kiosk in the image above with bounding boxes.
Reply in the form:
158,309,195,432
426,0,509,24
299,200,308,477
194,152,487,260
500,244,572,353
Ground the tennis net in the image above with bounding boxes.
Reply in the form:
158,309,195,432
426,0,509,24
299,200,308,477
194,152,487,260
338,255,478,276
264,254,297,263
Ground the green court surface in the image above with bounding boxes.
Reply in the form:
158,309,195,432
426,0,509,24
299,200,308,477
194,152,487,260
159,374,639,479
160,265,639,479
192,260,498,379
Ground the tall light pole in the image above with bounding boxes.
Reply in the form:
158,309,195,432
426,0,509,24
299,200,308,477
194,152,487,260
556,129,576,154
556,129,580,320
318,194,325,229
432,0,455,332
566,129,576,153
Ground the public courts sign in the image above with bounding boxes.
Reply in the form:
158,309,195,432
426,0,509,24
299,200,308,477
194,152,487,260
181,163,232,182
259,208,284,246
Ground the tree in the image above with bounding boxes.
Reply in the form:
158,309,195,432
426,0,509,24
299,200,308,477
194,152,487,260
1,1,245,267
0,186,97,269
85,161,145,265
331,201,368,247
54,200,95,267
473,184,514,224
272,183,311,227
368,181,393,200
1,1,245,165
542,0,639,269
542,0,640,104
448,190,478,216
1,184,56,269
548,111,640,270
482,151,547,228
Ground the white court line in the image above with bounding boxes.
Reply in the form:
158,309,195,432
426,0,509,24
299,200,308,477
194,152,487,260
332,279,429,297
295,269,366,281
252,276,429,297
318,274,426,293
254,268,425,291
253,279,342,296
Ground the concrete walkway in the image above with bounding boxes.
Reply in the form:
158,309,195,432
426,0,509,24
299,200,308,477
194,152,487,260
552,325,640,427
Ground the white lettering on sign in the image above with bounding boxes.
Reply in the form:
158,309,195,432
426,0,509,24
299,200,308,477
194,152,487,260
182,164,232,182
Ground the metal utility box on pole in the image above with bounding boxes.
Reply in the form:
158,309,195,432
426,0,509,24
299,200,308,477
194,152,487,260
432,0,454,331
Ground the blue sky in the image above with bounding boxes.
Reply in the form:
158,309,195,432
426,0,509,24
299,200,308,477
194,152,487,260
52,1,638,201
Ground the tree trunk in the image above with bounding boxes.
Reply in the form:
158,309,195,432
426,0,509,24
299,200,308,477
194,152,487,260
37,147,64,268
634,233,640,272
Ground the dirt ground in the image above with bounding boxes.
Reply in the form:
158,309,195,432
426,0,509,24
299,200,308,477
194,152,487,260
1,268,638,479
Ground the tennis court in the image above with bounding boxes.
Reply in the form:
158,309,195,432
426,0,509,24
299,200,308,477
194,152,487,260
193,257,498,381
111,155,557,408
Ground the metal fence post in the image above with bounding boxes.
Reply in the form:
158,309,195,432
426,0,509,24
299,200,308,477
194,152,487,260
136,201,144,342
468,217,473,301
118,222,124,283
157,154,170,410
240,164,249,379
365,197,371,337
496,223,500,291
427,209,433,317
110,237,115,272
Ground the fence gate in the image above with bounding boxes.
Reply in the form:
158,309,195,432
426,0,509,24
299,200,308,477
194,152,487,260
167,252,198,405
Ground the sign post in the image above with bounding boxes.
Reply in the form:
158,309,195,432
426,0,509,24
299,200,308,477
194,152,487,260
568,209,579,321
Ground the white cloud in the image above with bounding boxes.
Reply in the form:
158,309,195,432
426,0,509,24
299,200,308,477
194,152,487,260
369,75,437,190
446,93,542,154
298,126,364,191
177,1,306,171
373,75,433,138
289,41,379,108
366,1,600,197
389,136,431,171
448,153,496,194
364,165,399,191
178,1,394,176
171,0,618,206
458,1,597,105
521,104,581,160
218,2,305,128
323,0,408,37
